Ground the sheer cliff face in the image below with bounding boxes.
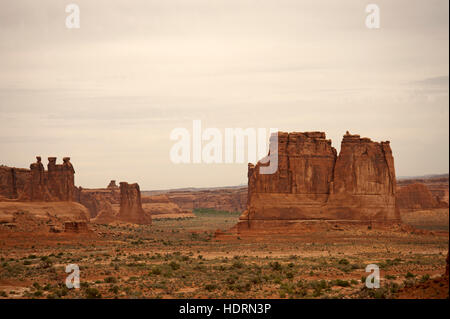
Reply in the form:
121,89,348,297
326,133,398,221
244,132,399,222
0,157,77,202
117,182,152,225
249,132,337,195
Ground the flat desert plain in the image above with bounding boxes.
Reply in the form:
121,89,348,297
0,208,448,299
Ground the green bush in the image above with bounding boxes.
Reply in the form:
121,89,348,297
338,259,349,265
104,276,117,283
405,272,415,279
109,285,119,294
269,262,282,271
169,261,180,270
84,288,102,299
204,284,217,291
333,279,350,287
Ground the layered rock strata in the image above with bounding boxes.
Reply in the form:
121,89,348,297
396,183,448,211
0,157,77,202
237,131,400,231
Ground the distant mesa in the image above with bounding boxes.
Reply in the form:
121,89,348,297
396,183,448,211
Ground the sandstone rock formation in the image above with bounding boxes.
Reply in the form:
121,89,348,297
0,157,77,202
141,174,447,217
116,182,152,225
237,131,400,232
0,201,89,232
90,202,117,224
23,156,52,201
78,187,120,218
64,221,89,233
326,132,398,221
107,180,119,189
0,166,30,199
396,183,448,211
397,175,449,207
142,187,247,213
141,194,195,219
46,157,77,201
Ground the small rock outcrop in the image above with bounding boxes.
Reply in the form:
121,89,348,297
64,221,89,233
107,180,119,189
90,202,117,224
116,182,152,225
78,187,120,218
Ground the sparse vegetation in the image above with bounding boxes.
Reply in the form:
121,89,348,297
0,208,447,299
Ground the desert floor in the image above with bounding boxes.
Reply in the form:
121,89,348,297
0,209,448,299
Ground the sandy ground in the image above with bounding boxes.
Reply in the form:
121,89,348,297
0,209,448,299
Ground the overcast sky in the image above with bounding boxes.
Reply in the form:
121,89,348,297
0,0,448,189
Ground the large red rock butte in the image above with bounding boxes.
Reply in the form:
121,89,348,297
237,131,400,232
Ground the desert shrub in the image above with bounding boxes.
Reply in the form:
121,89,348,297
104,276,117,283
84,288,102,299
204,283,217,291
312,287,323,297
233,282,251,293
39,258,53,269
405,272,415,279
232,261,244,269
169,261,180,270
332,279,350,287
338,259,349,265
403,279,415,288
53,287,68,297
226,275,238,285
359,283,399,299
109,285,119,294
380,258,402,269
269,261,282,271
420,274,430,282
